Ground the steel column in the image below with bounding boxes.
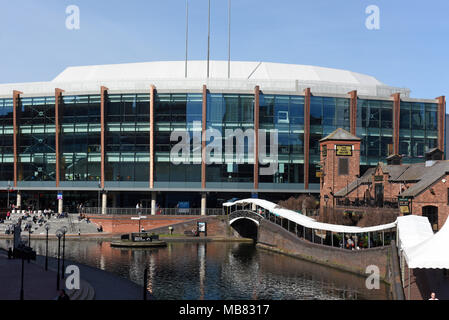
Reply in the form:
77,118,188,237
13,90,22,188
55,88,64,187
201,85,207,189
304,88,311,190
348,90,358,135
100,86,108,189
392,93,401,155
437,96,446,152
150,85,155,188
254,86,260,190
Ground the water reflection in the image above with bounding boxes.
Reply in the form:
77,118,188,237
0,240,389,300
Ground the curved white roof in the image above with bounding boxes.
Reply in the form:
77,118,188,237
53,61,384,86
0,60,410,98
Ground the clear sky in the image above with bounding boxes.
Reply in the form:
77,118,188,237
0,0,447,100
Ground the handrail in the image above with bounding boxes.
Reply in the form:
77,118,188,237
80,207,225,216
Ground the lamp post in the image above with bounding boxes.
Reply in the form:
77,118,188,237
56,229,63,290
61,226,68,279
7,180,11,209
26,221,32,248
45,223,50,271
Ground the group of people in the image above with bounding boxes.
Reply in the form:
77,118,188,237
341,235,373,250
78,213,90,224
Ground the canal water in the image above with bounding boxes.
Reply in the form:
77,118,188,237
0,239,390,300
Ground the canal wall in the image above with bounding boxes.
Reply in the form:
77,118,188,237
146,215,230,236
87,215,231,236
257,219,404,299
87,215,200,234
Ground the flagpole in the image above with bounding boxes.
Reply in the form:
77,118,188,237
207,0,211,79
228,0,231,79
185,0,189,78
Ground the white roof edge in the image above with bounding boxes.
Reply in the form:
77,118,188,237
0,60,411,98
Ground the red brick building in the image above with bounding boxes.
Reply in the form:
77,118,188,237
320,128,449,230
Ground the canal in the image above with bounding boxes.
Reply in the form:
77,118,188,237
0,239,390,300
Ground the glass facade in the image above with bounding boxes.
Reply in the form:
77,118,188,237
154,93,203,188
356,99,393,166
205,93,254,189
60,95,101,185
0,99,13,182
0,92,442,191
399,102,438,162
310,96,350,184
19,97,56,184
106,94,150,186
259,95,304,188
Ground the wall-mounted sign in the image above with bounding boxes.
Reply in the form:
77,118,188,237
197,222,207,236
374,175,384,182
336,145,352,156
398,197,411,215
322,145,327,157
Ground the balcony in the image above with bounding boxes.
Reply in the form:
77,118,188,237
335,197,399,209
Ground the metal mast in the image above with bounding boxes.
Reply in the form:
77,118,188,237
228,0,231,79
207,0,211,78
185,0,189,78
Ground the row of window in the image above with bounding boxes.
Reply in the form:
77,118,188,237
0,94,442,184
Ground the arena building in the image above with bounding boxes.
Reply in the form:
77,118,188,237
0,61,445,213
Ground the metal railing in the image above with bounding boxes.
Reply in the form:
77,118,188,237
335,197,399,209
80,207,225,216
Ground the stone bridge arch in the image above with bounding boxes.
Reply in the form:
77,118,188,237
228,210,264,241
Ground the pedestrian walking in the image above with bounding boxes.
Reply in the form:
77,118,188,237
429,292,439,300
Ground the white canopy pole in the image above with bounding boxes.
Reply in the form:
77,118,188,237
408,266,411,300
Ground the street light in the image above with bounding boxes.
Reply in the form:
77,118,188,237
61,226,68,279
56,229,63,290
26,221,33,248
45,223,50,271
7,180,11,209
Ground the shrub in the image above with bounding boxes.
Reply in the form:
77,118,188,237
277,195,318,211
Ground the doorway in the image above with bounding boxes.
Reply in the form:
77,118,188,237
422,206,439,231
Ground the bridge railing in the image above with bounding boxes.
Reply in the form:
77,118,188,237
229,207,397,250
80,207,225,216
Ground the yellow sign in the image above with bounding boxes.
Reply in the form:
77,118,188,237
336,145,352,156
400,205,410,214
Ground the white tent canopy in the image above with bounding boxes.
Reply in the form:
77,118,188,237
224,198,397,234
403,216,449,269
397,215,434,251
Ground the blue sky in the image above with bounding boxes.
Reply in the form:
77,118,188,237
0,0,447,100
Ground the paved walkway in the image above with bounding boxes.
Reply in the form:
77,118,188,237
0,250,60,300
33,254,145,300
0,248,148,300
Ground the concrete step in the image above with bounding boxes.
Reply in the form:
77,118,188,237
67,280,95,300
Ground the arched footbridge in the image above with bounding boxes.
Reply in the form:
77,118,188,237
225,199,398,248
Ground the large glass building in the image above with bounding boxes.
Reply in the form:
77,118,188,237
0,61,445,212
